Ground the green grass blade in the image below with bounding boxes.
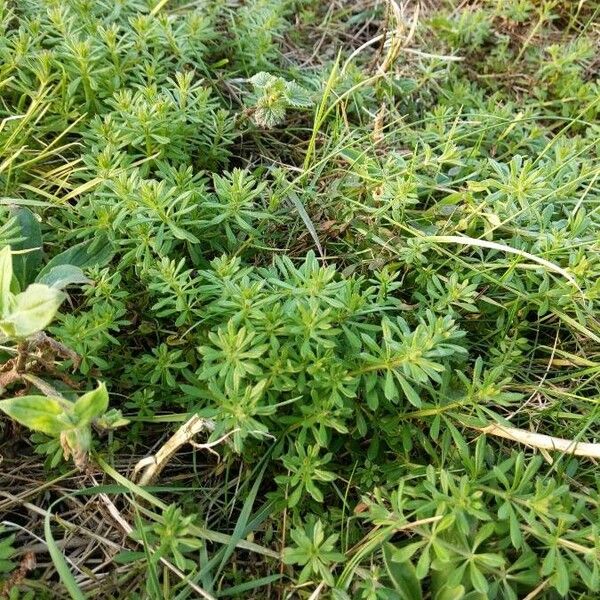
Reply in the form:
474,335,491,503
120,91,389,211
44,506,86,600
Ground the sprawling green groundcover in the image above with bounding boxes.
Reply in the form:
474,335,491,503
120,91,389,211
0,0,599,597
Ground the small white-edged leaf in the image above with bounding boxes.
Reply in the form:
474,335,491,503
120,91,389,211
250,72,274,88
284,81,313,107
253,105,286,128
0,395,65,435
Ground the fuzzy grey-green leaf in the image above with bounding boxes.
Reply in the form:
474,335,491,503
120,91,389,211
73,382,109,426
0,283,65,339
36,264,90,290
0,396,65,436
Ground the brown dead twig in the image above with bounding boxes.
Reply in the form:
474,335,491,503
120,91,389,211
0,333,81,396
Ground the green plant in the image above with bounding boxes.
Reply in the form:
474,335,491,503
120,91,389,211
1,0,600,598
0,246,65,342
0,383,111,468
277,443,337,507
247,72,313,128
0,526,16,576
132,504,203,572
0,211,123,467
283,518,345,586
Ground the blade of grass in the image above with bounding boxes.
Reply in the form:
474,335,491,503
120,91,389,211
424,235,580,289
44,505,86,600
213,461,268,580
218,574,283,597
288,190,323,257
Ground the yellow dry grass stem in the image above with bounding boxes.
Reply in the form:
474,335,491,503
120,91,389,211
472,423,600,459
133,415,215,485
133,415,240,486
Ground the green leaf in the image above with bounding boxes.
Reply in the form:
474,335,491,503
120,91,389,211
213,461,266,581
113,550,147,564
542,547,556,576
284,81,313,107
168,222,200,244
36,236,113,281
415,546,430,579
10,206,42,289
553,553,570,596
397,375,422,407
218,574,283,597
249,72,273,88
95,408,129,429
289,191,323,257
392,542,425,563
384,370,398,401
0,198,56,208
0,527,15,574
0,395,65,435
432,540,452,563
434,585,466,600
469,563,488,594
0,283,65,338
73,383,109,426
476,553,505,569
0,245,13,317
508,506,523,549
45,505,86,600
384,543,423,600
36,264,90,289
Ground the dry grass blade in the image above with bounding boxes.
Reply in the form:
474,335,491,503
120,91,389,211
133,415,216,485
472,423,600,458
308,581,326,599
380,0,420,74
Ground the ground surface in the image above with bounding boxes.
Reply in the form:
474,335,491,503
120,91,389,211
0,1,599,598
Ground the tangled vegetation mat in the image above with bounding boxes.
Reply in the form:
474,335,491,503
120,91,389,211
0,1,599,598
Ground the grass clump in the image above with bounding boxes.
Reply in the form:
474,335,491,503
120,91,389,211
0,0,599,598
